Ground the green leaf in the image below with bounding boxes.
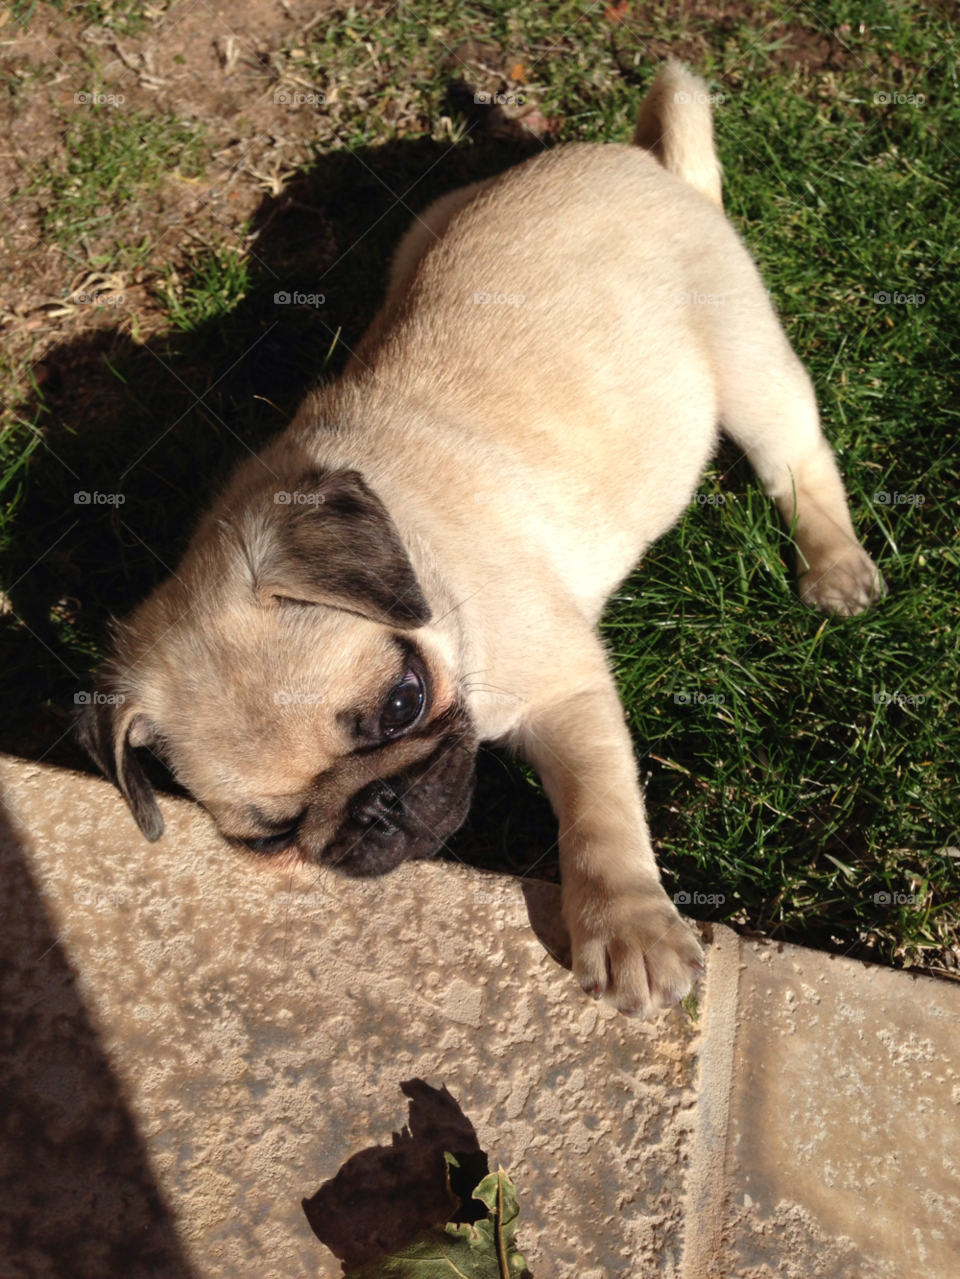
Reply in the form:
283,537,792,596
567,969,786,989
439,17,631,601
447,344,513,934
824,852,858,879
346,1167,529,1279
471,1170,526,1276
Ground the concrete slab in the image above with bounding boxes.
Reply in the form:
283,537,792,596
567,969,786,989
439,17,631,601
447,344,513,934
684,929,960,1278
2,752,958,1278
0,755,699,1279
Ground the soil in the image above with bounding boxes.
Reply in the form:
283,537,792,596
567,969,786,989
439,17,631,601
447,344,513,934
1,1,342,362
0,0,872,369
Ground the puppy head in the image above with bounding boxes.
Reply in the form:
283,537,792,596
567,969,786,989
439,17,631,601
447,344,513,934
77,466,477,877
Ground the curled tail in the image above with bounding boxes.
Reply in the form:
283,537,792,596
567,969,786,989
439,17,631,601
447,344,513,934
633,59,724,209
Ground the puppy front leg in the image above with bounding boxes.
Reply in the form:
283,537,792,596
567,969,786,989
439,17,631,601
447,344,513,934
518,663,704,1017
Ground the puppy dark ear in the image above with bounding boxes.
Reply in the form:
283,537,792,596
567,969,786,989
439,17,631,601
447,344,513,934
75,692,165,842
256,470,432,628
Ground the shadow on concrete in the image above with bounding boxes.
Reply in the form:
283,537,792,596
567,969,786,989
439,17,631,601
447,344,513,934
302,1078,490,1271
0,799,197,1278
520,877,572,972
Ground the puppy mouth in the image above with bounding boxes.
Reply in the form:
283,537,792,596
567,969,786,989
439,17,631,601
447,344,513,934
315,736,477,879
322,780,416,877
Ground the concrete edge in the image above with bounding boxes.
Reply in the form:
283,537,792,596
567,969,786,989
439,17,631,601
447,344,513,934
680,923,741,1279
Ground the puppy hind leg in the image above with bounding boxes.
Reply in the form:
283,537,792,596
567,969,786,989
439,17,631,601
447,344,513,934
717,328,885,615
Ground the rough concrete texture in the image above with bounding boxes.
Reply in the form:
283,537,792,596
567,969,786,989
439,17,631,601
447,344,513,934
0,754,699,1278
2,753,959,1278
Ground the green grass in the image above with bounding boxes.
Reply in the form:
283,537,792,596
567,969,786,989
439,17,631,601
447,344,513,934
0,416,41,560
616,28,960,967
1,0,957,971
21,106,204,255
6,0,152,34
160,248,252,334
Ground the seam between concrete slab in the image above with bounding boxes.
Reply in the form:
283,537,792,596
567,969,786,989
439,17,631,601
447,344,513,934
680,924,741,1279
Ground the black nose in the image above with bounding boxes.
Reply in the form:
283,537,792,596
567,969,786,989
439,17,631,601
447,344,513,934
351,782,403,836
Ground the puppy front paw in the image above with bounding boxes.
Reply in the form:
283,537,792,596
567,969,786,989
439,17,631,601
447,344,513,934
564,878,704,1018
799,544,886,617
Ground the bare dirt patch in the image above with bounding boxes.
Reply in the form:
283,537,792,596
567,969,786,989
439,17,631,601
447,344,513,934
1,1,340,364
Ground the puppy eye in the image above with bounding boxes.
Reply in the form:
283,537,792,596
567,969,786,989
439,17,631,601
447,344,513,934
380,669,424,735
234,825,299,855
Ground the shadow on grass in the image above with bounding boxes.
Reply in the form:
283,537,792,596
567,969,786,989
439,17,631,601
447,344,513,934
0,124,561,880
10,118,953,952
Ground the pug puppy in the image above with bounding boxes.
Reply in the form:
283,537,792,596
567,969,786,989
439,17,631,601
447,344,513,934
78,60,884,1018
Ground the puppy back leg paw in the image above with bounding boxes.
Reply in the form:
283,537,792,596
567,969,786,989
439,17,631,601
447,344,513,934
799,543,887,616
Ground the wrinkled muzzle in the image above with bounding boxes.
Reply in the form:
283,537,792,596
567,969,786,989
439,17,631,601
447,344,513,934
309,733,477,878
